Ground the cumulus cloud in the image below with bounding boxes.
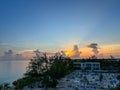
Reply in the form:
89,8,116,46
71,45,82,59
4,50,13,58
0,49,25,60
87,43,99,56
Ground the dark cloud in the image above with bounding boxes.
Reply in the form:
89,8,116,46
0,49,13,60
71,45,82,59
87,43,99,56
4,50,13,57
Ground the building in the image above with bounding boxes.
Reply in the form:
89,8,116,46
73,61,100,71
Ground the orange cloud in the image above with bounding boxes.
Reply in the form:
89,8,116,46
80,47,93,58
64,44,120,59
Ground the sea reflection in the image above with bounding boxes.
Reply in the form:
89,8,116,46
0,60,30,83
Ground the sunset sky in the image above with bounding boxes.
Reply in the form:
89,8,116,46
0,0,120,59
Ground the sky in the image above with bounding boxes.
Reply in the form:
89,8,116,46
0,0,120,59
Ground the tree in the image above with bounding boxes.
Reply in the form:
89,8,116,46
13,53,74,89
3,83,10,90
42,55,74,88
118,61,120,72
47,56,73,79
25,53,49,77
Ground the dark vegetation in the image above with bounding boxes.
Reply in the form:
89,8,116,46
109,60,120,90
109,85,120,90
0,83,11,90
74,59,119,70
12,53,74,89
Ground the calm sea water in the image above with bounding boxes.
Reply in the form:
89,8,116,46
0,60,30,84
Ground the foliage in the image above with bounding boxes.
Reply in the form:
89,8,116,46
109,86,120,90
117,75,120,80
13,76,42,89
47,58,73,79
0,83,11,90
4,83,10,90
118,61,120,72
13,54,74,89
42,56,74,88
99,74,103,82
25,53,49,77
0,85,3,90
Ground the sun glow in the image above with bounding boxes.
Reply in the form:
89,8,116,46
65,51,73,57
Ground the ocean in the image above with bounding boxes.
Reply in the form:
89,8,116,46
0,60,30,84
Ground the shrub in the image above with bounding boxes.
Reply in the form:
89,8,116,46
13,54,74,89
